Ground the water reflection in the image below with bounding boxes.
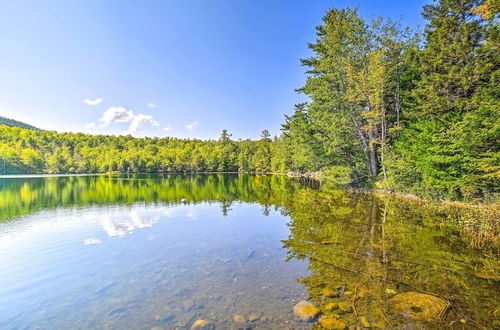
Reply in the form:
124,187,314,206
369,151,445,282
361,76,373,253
83,237,102,245
283,186,499,329
101,210,160,237
0,175,497,329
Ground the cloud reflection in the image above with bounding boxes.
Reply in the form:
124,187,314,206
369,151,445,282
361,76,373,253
101,210,160,237
83,238,102,245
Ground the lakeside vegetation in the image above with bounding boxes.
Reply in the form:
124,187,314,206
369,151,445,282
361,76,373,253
0,0,498,203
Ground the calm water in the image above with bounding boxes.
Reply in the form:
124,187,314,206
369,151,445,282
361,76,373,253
0,174,498,329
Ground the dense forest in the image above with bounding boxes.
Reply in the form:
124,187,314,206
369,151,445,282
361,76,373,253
0,0,498,202
0,126,282,174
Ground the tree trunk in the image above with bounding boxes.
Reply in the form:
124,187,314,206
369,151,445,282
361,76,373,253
369,137,378,178
351,112,378,179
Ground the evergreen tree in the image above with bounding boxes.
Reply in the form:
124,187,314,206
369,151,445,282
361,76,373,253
392,0,499,199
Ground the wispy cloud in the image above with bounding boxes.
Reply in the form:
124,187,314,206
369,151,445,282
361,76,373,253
185,121,198,130
84,238,102,245
126,114,159,134
147,102,158,108
163,125,173,132
99,107,134,126
85,122,97,130
84,98,102,106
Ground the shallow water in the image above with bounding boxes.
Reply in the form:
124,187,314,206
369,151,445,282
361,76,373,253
0,174,498,329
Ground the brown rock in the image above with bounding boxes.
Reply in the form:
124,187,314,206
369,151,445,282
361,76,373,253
322,288,337,297
233,314,245,323
337,302,352,313
319,316,346,329
324,303,337,311
390,291,448,321
293,300,320,322
191,319,212,329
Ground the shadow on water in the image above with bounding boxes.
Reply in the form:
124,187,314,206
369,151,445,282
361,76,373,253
0,174,498,329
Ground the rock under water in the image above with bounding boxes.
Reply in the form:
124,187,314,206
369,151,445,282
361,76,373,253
390,291,448,322
293,300,320,322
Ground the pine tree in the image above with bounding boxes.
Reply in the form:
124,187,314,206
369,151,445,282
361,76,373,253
394,0,499,199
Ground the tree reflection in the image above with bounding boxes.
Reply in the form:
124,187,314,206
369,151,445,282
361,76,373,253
282,187,498,328
0,174,497,328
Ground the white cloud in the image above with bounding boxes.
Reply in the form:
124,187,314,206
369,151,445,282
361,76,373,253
185,121,198,130
90,106,160,135
85,122,97,130
99,107,134,126
126,114,159,134
84,238,102,245
84,98,102,106
163,125,173,132
147,102,158,108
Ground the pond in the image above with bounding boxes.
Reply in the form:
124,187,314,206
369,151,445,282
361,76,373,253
0,174,498,329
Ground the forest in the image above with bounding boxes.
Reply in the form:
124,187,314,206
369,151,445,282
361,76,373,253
0,0,498,202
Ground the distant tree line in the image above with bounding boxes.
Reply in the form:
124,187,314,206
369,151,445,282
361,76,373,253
0,126,285,175
0,0,498,201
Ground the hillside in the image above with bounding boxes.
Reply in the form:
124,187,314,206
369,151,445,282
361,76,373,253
0,116,39,130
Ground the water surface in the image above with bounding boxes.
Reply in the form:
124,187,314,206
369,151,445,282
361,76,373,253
0,174,498,329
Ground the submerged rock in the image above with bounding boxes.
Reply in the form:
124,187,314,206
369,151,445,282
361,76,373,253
337,302,352,313
324,303,337,311
293,300,320,322
322,288,337,297
191,319,212,329
390,291,448,321
233,314,245,323
319,315,345,329
360,316,371,327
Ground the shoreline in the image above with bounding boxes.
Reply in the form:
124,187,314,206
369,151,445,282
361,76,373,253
2,171,497,246
1,170,498,206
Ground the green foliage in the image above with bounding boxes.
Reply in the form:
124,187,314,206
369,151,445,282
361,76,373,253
0,126,288,175
285,8,415,186
320,166,352,187
283,1,499,201
388,0,499,200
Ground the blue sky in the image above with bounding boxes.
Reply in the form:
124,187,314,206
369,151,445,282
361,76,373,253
0,0,429,140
